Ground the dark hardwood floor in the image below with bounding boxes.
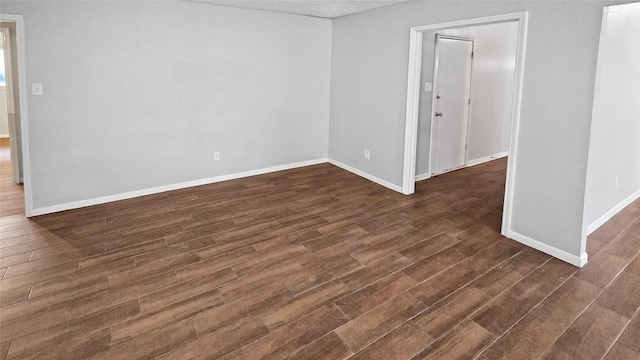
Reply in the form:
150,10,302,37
0,155,639,359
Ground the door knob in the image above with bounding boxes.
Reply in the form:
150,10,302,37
435,112,443,117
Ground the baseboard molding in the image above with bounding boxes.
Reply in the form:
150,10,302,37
30,158,329,216
415,152,508,181
506,230,588,267
587,188,640,235
328,159,403,194
0,134,9,139
467,151,509,167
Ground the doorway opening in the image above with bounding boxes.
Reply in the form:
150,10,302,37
0,14,32,217
402,12,528,237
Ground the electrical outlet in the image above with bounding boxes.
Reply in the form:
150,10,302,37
214,152,220,161
364,150,370,160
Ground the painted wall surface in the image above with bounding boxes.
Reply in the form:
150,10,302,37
0,32,8,137
0,89,8,136
583,3,640,230
329,1,629,259
0,1,332,209
416,21,518,176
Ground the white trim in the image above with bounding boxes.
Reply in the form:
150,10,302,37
2,27,18,185
580,6,611,250
328,159,404,193
506,230,588,268
0,14,32,216
426,34,438,178
401,12,529,243
0,134,9,138
416,152,508,180
410,12,530,33
587,188,640,235
501,13,528,237
31,158,328,216
467,151,509,167
462,38,475,169
402,28,423,195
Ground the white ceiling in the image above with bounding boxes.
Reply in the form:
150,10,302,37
183,0,414,19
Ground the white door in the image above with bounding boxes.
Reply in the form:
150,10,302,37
430,35,474,176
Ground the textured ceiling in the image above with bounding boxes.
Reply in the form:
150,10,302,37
183,0,413,18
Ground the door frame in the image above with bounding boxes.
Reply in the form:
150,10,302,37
2,26,19,184
0,14,33,216
428,34,475,176
402,11,528,237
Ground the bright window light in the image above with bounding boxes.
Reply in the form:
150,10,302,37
0,50,5,87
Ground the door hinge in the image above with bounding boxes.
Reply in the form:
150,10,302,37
465,144,468,150
471,51,474,59
468,98,471,105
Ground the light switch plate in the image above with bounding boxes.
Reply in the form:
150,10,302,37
32,83,43,96
424,82,432,92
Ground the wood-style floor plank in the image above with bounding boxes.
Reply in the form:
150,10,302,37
1,151,639,359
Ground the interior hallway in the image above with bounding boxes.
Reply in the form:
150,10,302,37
0,138,24,218
0,158,638,359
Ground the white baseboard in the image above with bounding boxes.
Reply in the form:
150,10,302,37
414,152,508,181
587,188,640,235
30,158,329,216
0,134,9,139
506,230,588,267
467,151,509,167
31,158,407,216
328,159,403,193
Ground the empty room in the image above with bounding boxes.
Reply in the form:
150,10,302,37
0,0,639,359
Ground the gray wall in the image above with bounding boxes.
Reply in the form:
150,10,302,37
583,2,640,230
416,21,518,176
1,1,332,209
329,1,629,259
0,31,8,137
0,89,8,137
